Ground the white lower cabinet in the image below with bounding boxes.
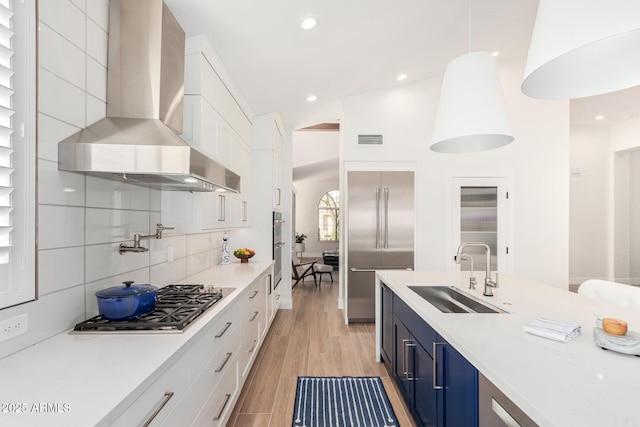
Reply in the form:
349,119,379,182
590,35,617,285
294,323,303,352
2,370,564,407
110,266,275,427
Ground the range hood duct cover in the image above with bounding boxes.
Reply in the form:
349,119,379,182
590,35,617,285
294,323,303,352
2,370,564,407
57,0,240,193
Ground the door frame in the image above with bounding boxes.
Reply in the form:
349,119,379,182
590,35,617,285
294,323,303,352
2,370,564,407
445,170,514,274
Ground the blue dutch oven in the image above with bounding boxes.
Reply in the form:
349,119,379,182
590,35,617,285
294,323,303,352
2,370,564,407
95,281,158,320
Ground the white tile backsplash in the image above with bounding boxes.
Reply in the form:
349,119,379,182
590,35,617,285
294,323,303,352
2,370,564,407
39,23,85,90
39,68,86,128
186,232,213,255
86,18,108,66
38,205,85,250
86,94,106,126
69,0,85,13
149,234,186,266
37,113,81,162
86,176,152,210
86,57,107,101
85,208,150,245
38,0,86,51
150,257,188,287
186,250,213,277
86,0,109,33
38,159,86,206
85,242,150,283
38,247,85,295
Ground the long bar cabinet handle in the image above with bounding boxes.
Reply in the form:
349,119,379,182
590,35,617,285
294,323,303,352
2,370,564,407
214,352,233,373
214,322,232,338
142,391,174,427
213,393,232,421
249,290,259,299
249,311,259,321
433,342,446,390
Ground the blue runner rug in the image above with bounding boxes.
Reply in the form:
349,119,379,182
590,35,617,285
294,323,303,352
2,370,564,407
292,376,399,427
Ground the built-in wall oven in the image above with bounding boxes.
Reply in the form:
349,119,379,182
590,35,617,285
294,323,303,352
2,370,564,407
273,211,284,288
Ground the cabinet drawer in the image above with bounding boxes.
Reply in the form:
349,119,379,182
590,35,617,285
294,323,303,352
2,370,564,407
193,353,239,427
188,306,241,384
111,354,189,427
187,323,242,419
393,295,438,356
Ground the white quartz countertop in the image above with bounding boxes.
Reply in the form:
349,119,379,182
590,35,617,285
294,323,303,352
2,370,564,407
377,270,640,427
0,260,272,427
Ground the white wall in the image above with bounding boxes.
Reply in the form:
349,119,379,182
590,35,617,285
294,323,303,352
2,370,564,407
569,126,610,284
341,61,570,288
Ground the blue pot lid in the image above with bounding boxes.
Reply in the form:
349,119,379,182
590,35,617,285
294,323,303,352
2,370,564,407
95,281,158,298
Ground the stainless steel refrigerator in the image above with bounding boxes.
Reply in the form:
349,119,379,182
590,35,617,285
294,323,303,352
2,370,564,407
347,171,414,321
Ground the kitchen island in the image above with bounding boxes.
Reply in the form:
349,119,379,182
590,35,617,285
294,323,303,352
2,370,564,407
376,270,640,427
0,260,274,427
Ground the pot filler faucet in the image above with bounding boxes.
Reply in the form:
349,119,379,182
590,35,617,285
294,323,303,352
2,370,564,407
119,224,174,254
455,242,498,296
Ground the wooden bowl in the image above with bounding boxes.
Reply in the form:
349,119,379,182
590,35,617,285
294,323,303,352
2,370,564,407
234,253,255,263
602,318,628,336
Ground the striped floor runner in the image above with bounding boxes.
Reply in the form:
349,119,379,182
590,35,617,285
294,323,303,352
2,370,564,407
292,376,399,427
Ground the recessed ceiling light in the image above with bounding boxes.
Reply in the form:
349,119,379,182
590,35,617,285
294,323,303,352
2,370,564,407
492,51,500,57
595,115,604,121
301,17,316,30
184,177,198,183
307,95,317,102
62,187,76,193
397,73,407,81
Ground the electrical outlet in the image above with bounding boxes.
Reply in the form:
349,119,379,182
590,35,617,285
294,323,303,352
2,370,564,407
0,313,28,343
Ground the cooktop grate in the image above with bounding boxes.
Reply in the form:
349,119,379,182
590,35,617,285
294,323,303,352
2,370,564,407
72,284,232,333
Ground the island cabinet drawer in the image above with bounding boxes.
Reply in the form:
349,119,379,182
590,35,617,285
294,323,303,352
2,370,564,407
393,294,437,356
192,352,239,427
111,353,189,427
187,306,241,383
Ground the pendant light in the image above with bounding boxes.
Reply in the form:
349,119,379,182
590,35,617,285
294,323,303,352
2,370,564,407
430,1,513,153
522,0,640,99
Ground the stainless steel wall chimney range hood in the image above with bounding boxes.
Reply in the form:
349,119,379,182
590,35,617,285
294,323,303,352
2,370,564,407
58,0,240,193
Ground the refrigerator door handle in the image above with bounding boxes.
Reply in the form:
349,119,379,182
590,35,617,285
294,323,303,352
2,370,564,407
384,187,389,248
375,187,381,248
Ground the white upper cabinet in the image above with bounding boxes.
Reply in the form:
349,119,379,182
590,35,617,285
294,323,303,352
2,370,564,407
252,113,283,210
163,48,254,232
184,53,252,145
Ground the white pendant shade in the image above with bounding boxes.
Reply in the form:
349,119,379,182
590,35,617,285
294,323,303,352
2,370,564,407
431,52,513,154
522,0,640,99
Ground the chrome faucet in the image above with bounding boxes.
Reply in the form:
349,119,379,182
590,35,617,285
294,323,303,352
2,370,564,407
455,242,498,296
458,254,476,290
119,224,174,254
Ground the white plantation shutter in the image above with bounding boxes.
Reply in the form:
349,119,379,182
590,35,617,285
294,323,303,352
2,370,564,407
0,0,13,267
0,0,35,308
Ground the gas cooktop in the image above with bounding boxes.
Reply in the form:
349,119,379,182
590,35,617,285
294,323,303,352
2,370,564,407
72,284,234,334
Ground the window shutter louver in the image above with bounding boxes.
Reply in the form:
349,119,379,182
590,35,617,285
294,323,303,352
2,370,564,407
0,0,12,267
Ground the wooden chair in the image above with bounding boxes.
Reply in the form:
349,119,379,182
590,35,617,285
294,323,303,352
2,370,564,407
292,252,317,288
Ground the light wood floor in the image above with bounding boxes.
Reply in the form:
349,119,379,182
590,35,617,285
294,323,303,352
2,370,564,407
227,274,416,427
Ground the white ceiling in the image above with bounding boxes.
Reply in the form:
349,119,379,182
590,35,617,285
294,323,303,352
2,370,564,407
164,0,640,130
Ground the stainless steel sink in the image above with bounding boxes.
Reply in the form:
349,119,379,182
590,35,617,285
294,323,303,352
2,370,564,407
408,286,507,314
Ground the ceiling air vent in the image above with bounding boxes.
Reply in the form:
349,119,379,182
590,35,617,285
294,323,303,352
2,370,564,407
358,134,383,145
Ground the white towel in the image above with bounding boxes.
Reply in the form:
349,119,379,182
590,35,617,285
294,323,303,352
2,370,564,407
523,317,581,342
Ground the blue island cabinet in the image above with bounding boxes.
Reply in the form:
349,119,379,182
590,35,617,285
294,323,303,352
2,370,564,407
391,288,478,427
